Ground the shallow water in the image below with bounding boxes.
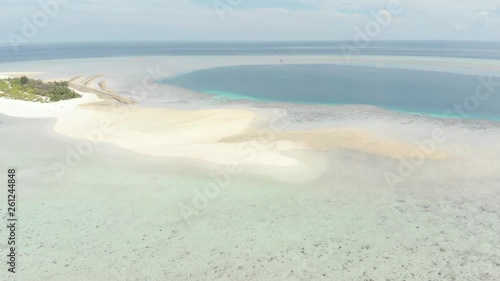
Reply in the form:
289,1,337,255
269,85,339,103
1,112,499,280
1,55,500,280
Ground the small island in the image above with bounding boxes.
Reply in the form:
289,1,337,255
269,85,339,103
0,75,81,102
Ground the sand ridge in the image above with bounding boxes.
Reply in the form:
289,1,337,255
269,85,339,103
0,89,447,169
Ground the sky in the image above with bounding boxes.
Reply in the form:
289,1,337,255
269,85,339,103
0,0,499,45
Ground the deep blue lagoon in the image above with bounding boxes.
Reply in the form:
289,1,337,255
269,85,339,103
162,64,500,120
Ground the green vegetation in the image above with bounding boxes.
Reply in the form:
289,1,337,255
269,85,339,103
0,76,81,102
20,75,29,85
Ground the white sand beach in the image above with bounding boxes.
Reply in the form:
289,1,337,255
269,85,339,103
0,88,448,176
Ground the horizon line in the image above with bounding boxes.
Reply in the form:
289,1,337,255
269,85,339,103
2,39,500,48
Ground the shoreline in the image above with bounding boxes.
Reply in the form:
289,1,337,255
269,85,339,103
1,57,498,181
0,78,448,173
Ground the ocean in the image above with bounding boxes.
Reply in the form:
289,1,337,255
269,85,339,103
2,41,500,64
1,41,500,120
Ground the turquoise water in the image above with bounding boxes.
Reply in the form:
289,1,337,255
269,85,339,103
162,64,500,120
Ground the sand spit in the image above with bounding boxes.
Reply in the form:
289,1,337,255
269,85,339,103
81,74,103,85
0,87,448,172
68,75,84,82
97,80,135,104
68,75,135,104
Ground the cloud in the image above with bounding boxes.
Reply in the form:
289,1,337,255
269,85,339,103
0,0,499,44
193,0,317,11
